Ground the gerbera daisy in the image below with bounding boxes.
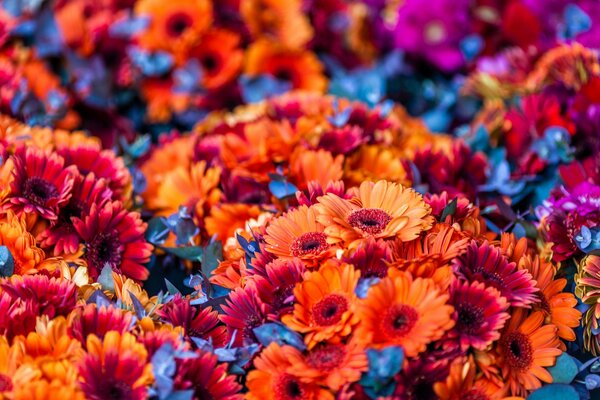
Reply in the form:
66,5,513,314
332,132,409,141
68,304,134,345
78,331,153,400
38,173,112,256
575,255,600,353
0,290,38,340
173,349,242,400
73,201,152,281
448,280,510,350
137,327,184,359
246,342,332,400
264,205,334,265
356,270,454,356
0,336,41,397
205,203,262,242
316,180,434,246
13,379,85,400
344,145,407,187
220,286,269,346
191,29,244,90
58,144,132,203
285,337,368,391
5,147,74,220
244,39,327,92
453,241,538,307
156,294,227,347
0,211,45,275
282,262,360,349
341,237,392,279
497,310,562,396
290,148,344,191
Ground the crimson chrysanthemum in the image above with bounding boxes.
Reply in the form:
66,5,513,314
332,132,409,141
73,201,152,281
453,241,538,307
448,280,510,350
68,304,134,345
5,146,75,220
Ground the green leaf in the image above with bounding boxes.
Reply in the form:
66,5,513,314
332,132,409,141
528,384,579,400
547,353,578,384
145,217,170,245
98,264,115,292
201,240,223,277
161,246,204,261
164,279,181,295
440,198,458,221
0,246,14,277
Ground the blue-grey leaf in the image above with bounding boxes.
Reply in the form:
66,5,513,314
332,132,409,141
528,384,580,400
0,246,14,277
548,353,579,384
253,323,307,351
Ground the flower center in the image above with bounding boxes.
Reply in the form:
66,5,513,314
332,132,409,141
201,55,219,72
501,331,533,371
290,232,329,257
424,21,446,45
274,68,292,82
312,294,349,326
380,304,419,338
275,374,305,400
0,374,13,392
166,12,193,37
243,314,263,343
347,208,392,235
456,303,485,334
23,177,59,207
86,230,122,271
106,380,132,400
306,343,346,371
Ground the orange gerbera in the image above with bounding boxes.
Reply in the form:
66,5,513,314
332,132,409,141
282,262,360,348
241,0,313,49
285,337,368,390
290,148,344,190
356,270,454,356
245,39,327,92
149,161,221,217
264,205,335,264
0,336,41,396
498,310,562,396
344,145,408,187
192,29,243,90
205,203,262,242
246,342,333,400
316,180,434,247
0,211,45,275
521,255,581,343
135,0,212,64
14,379,85,400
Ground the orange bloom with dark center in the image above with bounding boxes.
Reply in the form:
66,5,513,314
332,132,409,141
192,29,244,90
316,180,433,247
245,39,327,92
246,342,333,400
205,203,262,242
0,211,45,275
282,262,360,348
135,0,212,64
356,270,454,355
498,310,562,396
264,205,334,264
285,337,368,390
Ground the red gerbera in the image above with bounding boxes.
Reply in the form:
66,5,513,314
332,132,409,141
173,349,242,400
453,241,538,307
156,294,227,347
220,285,268,346
68,304,134,345
5,146,75,220
73,201,152,281
0,290,38,340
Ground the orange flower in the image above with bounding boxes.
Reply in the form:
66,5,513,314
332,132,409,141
285,337,368,390
14,379,85,400
498,310,562,396
282,262,360,348
264,205,335,265
245,39,327,92
246,342,333,400
290,148,344,190
316,180,434,247
241,0,313,49
192,29,243,90
135,0,212,64
0,211,45,275
344,145,408,187
356,270,454,356
205,203,262,242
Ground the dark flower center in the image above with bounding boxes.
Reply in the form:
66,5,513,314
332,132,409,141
274,68,292,82
106,380,132,400
348,208,392,235
0,374,13,392
23,177,59,206
381,304,419,338
166,12,193,37
275,374,305,400
87,230,122,270
306,343,346,371
456,303,485,334
290,232,329,257
312,294,349,326
243,314,263,343
501,331,533,371
201,55,219,72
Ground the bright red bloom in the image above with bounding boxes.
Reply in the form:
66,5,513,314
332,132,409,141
68,304,134,345
220,286,268,346
5,147,75,220
453,241,538,307
73,201,152,281
0,290,38,340
342,237,392,279
156,294,227,347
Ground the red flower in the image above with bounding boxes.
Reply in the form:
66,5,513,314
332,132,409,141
220,286,268,346
68,303,134,345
